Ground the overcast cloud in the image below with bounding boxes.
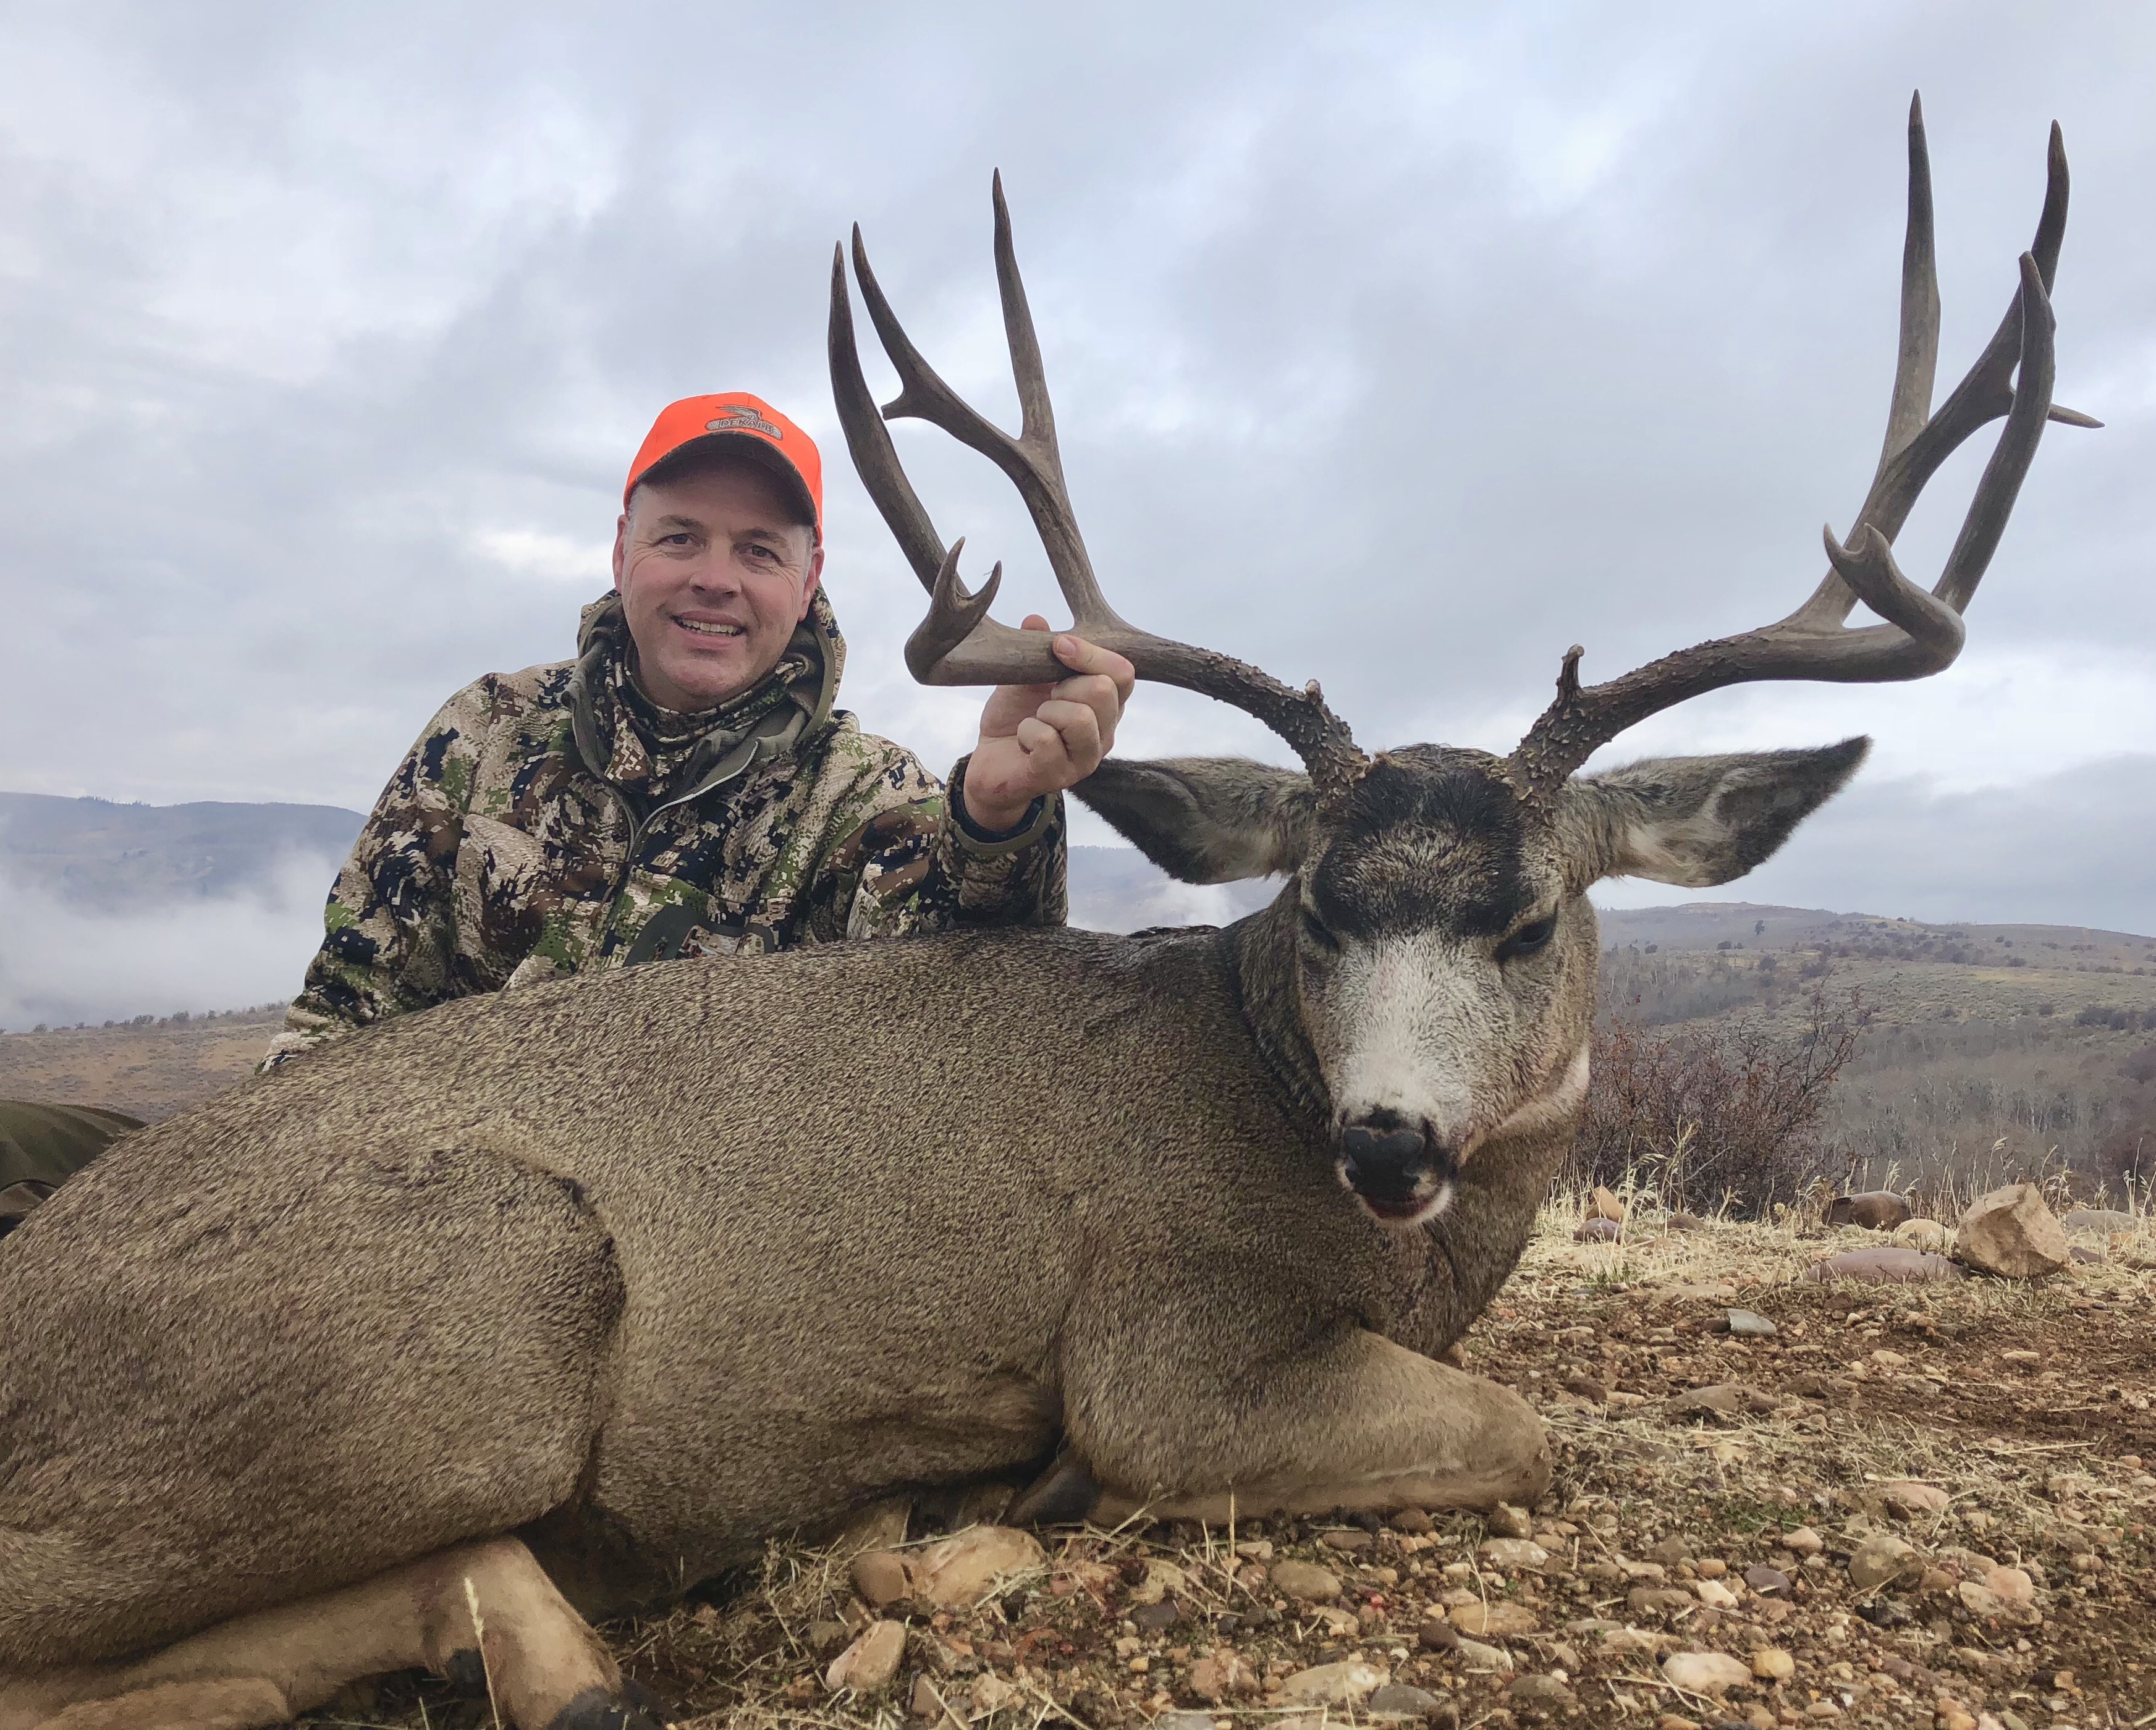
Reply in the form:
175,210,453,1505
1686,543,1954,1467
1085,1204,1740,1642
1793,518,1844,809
2,2,2150,932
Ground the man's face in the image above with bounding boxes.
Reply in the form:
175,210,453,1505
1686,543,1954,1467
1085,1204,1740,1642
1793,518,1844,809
612,457,824,711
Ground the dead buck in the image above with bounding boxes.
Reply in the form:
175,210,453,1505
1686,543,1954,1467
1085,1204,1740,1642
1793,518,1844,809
0,99,2089,1730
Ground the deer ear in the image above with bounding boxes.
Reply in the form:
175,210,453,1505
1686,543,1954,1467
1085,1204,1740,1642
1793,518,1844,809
1565,736,1869,888
1073,757,1316,884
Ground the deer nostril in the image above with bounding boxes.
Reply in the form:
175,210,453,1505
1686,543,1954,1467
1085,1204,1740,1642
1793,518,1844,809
1338,1123,1431,1173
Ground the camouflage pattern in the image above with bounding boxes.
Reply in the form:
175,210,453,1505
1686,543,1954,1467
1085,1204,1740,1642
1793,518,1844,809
270,589,1063,1062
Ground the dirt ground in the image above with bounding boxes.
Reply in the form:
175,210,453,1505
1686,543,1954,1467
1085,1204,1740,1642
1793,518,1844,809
0,1008,279,1122
288,1207,2155,1730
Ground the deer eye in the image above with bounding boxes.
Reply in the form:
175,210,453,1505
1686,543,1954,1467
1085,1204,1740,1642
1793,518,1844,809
1298,906,1338,955
1498,914,1558,961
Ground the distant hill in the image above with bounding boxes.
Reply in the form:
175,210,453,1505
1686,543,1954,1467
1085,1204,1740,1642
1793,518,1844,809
0,791,365,911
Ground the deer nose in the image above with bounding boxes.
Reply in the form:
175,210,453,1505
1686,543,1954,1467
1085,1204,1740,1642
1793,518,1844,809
1336,1121,1434,1190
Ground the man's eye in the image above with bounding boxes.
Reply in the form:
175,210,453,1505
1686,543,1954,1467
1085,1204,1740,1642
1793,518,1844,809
1498,915,1558,961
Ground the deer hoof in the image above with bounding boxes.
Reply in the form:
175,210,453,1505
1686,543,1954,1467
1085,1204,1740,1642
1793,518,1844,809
546,1682,667,1730
1008,1453,1104,1525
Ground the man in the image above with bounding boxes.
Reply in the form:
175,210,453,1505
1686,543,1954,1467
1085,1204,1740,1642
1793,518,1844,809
264,392,1132,1063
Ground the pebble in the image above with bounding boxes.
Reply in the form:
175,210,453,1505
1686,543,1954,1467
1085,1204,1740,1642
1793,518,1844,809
1660,1651,1751,1695
1693,1578,1738,1608
1280,1661,1387,1707
1893,1218,1953,1254
1478,1538,1550,1571
1749,1645,1795,1681
1956,1581,2006,1617
1453,1637,1513,1672
1800,1246,1963,1284
1743,1564,1791,1597
1487,1502,1534,1538
1590,1185,1625,1222
850,1550,910,1608
1827,1190,1912,1230
1417,1616,1458,1652
1782,1526,1824,1555
1956,1182,2069,1278
1725,1308,1777,1337
1667,1382,1781,1418
905,1525,1045,1610
1871,1480,1951,1517
1984,1564,2036,1605
1562,1373,1608,1402
1187,1652,1258,1701
1648,1535,1692,1565
1509,1674,1573,1707
1450,1601,1538,1637
1575,1217,1624,1243
1269,1559,1343,1602
1847,1532,1919,1591
1366,1684,1444,1719
1152,1715,1217,1730
1129,1559,1188,1605
825,1619,906,1692
1131,1601,1179,1632
1389,1507,1434,1535
2061,1206,2139,1236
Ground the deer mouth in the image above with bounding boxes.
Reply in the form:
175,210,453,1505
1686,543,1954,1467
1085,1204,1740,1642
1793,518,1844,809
1336,1163,1455,1228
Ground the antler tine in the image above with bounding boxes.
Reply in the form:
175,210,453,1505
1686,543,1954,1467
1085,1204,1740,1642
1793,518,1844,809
1508,101,2090,798
829,180,1369,795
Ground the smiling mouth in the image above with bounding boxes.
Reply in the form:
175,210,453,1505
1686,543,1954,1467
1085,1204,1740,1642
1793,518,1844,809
674,617,745,639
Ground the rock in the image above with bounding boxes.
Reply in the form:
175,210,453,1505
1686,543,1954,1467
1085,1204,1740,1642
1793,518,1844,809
1956,1183,2069,1279
1660,1651,1751,1695
1575,1217,1624,1243
1450,1601,1538,1637
1487,1503,1534,1538
1602,1627,1663,1656
1667,1382,1781,1418
1152,1715,1215,1730
1510,1674,1573,1707
1827,1191,1911,1230
1366,1684,1443,1719
1187,1652,1259,1701
1590,1186,1625,1222
1781,1526,1824,1555
826,1620,907,1692
970,1675,1021,1715
1957,1581,2005,1616
1846,1532,1920,1591
1278,1660,1387,1707
1743,1564,1791,1596
1628,1587,1695,1616
1270,1559,1343,1602
2061,1206,2139,1236
1802,1247,1963,1284
1128,1559,1187,1605
1870,1480,1951,1518
1648,1535,1691,1565
910,1674,948,1719
1477,1538,1550,1571
1750,1647,1795,1681
1417,1616,1458,1651
1725,1308,1777,1337
1667,1210,1705,1230
1131,1601,1179,1632
1320,1527,1374,1553
1984,1564,2036,1605
907,1526,1046,1609
1389,1507,1434,1535
1561,1373,1607,1402
1693,1579,1738,1608
852,1550,911,1608
1453,1638,1513,1672
1893,1218,1952,1254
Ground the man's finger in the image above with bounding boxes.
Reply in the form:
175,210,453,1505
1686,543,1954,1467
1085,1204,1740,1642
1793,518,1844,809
1054,635,1137,706
1033,698,1104,775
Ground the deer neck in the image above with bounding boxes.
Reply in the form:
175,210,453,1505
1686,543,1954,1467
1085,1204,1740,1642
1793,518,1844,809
1227,890,1332,1136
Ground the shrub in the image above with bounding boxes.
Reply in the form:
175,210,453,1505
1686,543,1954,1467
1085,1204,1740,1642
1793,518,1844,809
1568,984,1864,1216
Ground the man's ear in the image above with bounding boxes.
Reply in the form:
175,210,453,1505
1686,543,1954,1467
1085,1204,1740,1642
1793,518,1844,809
611,513,628,589
1073,757,1316,884
1563,737,1869,888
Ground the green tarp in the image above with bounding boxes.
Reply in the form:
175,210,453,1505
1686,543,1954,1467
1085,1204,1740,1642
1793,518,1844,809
0,1099,142,1234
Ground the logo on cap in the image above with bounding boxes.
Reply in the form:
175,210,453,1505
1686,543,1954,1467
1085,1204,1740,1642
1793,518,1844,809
706,405,784,441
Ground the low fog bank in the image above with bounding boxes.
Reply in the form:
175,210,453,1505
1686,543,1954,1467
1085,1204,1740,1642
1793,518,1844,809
0,851,337,1030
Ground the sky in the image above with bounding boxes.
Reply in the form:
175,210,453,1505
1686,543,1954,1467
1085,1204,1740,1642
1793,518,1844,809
2,1,2152,937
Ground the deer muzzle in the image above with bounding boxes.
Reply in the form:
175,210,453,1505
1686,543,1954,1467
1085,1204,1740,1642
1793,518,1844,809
1334,1115,1458,1226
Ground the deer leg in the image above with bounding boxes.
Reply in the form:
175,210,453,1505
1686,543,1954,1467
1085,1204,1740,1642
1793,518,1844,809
1034,1330,1549,1525
0,1537,656,1730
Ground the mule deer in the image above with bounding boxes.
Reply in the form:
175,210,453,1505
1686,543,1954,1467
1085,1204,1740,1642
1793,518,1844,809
0,98,2088,1730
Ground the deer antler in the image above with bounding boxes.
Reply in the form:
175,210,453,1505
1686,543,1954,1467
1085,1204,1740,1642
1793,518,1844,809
829,173,1368,797
1507,95,2097,797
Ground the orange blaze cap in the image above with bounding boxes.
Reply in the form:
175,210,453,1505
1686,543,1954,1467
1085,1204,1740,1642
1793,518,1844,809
623,392,823,533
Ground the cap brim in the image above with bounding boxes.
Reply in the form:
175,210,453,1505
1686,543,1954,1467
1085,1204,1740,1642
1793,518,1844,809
631,431,819,531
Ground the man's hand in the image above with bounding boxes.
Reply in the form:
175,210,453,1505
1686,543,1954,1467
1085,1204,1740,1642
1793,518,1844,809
962,616,1136,833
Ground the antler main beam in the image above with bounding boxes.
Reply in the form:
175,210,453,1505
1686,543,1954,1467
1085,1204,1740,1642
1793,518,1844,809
1508,95,2095,796
829,174,1368,795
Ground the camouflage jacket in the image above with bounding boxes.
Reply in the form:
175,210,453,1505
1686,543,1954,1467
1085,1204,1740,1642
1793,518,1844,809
271,589,1063,1060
